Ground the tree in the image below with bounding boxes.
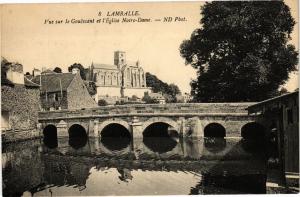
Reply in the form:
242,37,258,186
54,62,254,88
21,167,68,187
278,87,289,95
167,83,181,99
98,99,108,106
53,67,62,73
180,1,298,102
84,81,97,96
146,72,181,102
68,63,86,80
142,93,158,104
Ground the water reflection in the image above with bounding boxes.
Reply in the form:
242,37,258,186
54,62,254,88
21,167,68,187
190,173,266,194
143,137,177,154
204,138,226,153
241,138,266,154
43,136,58,149
2,136,268,196
101,137,131,151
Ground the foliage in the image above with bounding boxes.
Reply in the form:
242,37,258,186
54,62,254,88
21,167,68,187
68,63,86,80
53,67,62,73
145,72,181,102
142,93,159,104
98,99,108,106
84,81,97,96
278,87,289,96
180,1,298,102
131,95,139,101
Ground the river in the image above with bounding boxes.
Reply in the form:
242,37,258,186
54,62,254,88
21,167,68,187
2,135,267,196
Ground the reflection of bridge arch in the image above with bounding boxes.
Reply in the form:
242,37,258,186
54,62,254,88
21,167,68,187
141,117,179,133
98,141,131,156
98,119,131,137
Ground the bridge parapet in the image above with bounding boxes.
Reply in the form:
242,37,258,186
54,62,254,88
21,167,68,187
39,103,255,120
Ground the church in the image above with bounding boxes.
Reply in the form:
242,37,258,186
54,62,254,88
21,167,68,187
86,51,151,102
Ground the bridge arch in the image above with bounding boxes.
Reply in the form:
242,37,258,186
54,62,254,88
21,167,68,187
68,124,88,149
98,119,131,137
241,122,265,140
142,117,179,134
204,123,226,138
43,124,58,148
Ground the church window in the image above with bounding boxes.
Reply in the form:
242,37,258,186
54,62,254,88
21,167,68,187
127,69,130,79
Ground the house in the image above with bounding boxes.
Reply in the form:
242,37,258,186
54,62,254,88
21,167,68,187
32,72,97,111
1,57,41,140
148,92,166,104
247,90,299,189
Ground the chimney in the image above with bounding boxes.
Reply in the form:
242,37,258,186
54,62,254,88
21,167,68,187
32,68,41,77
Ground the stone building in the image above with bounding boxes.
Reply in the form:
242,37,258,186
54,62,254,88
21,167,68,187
1,58,41,141
32,72,97,111
148,92,166,104
86,51,151,102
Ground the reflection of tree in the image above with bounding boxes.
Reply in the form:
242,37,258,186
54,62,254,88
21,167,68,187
43,156,93,191
2,143,44,197
190,173,267,194
117,168,133,182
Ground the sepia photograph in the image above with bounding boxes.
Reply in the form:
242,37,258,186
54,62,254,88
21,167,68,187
1,0,299,196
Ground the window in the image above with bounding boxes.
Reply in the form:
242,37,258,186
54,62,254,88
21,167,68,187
287,108,293,124
55,93,59,101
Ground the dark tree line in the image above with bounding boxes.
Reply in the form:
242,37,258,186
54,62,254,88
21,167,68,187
180,1,298,102
145,72,181,102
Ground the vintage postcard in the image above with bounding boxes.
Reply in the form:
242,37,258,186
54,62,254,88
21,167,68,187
1,1,299,196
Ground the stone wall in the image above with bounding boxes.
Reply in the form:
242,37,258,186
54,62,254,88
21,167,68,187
67,74,97,109
122,87,151,98
96,86,121,100
1,85,40,131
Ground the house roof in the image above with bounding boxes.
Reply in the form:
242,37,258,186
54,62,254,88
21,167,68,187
24,76,40,88
247,90,299,112
32,73,76,93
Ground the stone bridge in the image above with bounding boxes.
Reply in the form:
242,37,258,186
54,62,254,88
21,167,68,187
38,103,261,139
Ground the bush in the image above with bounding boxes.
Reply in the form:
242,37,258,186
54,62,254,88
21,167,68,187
98,99,108,106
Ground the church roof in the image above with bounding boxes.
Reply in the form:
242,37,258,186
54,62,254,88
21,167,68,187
92,63,118,70
32,73,76,93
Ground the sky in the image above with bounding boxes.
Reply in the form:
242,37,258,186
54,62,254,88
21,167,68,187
1,0,298,93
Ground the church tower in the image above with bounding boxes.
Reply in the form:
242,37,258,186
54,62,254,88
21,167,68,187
114,51,126,69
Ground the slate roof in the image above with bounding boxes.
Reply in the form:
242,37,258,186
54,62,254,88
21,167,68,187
24,76,40,88
32,73,76,93
92,63,118,70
